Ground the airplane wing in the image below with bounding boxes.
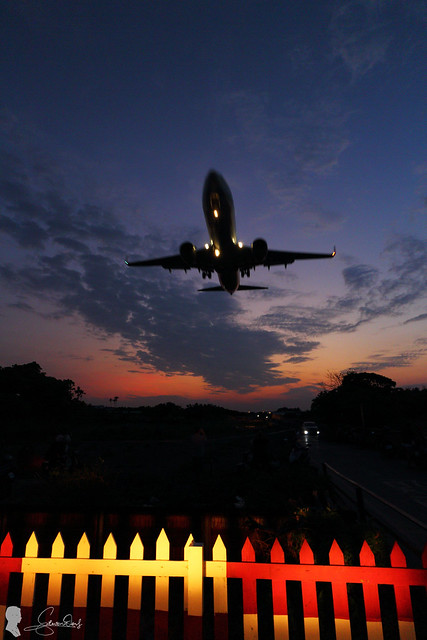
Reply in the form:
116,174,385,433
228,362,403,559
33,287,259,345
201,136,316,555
263,248,336,267
125,255,188,270
126,248,216,272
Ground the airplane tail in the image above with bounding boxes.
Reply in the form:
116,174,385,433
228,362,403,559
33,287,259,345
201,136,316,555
237,285,268,290
198,285,268,292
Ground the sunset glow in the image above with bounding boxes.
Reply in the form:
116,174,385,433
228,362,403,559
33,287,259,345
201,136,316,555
0,2,425,410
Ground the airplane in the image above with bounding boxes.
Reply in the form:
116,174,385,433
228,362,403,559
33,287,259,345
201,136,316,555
125,170,336,294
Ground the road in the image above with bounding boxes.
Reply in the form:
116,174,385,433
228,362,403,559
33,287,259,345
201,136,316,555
305,435,427,560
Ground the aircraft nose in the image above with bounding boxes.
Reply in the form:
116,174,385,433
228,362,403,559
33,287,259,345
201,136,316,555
204,170,221,191
204,170,231,199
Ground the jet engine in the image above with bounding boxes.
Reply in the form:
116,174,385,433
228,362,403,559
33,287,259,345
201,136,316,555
251,238,268,263
180,242,196,266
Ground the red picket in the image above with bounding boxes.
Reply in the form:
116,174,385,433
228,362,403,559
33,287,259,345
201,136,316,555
1,534,22,640
241,538,257,639
360,541,383,639
270,538,288,640
299,540,319,640
390,542,416,639
329,540,351,640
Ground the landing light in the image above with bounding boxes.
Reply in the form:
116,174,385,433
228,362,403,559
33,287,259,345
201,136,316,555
214,249,220,257
238,241,243,248
205,243,209,250
213,209,219,218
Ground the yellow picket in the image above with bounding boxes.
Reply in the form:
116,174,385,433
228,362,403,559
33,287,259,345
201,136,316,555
47,533,65,606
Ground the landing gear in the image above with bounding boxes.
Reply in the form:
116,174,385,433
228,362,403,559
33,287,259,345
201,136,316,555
240,268,251,278
202,271,212,279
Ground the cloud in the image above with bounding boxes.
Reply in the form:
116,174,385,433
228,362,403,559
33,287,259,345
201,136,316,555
328,1,426,80
0,215,49,249
257,235,427,345
329,1,392,78
257,302,361,337
404,314,427,325
222,91,349,226
351,346,427,372
342,264,379,290
273,384,322,410
281,339,321,363
8,302,34,312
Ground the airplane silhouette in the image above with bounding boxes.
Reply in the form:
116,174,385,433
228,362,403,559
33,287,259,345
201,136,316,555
126,170,336,294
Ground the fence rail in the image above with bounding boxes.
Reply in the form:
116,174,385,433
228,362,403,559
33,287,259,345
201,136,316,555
1,529,426,639
323,463,427,531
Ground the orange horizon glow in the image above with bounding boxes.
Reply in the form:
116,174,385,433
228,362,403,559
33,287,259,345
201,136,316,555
73,356,427,410
2,307,425,411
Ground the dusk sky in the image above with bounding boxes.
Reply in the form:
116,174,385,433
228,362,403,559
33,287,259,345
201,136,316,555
1,1,426,410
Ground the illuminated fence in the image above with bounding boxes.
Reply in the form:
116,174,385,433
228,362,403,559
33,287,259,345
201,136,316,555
1,529,426,640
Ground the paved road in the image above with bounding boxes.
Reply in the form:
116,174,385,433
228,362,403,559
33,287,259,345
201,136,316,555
305,436,427,559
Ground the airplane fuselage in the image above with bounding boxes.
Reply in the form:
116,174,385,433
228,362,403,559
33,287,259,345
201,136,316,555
202,170,241,293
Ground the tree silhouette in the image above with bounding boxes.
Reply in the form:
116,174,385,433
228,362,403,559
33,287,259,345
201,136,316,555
0,362,85,429
312,370,426,440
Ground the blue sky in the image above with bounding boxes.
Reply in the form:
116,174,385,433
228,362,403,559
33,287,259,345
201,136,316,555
0,1,426,409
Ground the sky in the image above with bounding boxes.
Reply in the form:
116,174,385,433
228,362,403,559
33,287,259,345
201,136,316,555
0,1,426,411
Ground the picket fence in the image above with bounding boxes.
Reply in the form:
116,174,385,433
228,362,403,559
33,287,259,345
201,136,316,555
1,529,426,640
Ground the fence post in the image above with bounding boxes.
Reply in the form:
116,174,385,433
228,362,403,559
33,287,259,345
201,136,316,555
99,533,117,639
299,539,320,640
360,541,383,640
270,538,289,640
390,542,416,640
329,539,351,640
44,532,65,631
212,535,228,640
72,533,90,639
154,528,170,640
185,541,203,640
242,537,257,640
126,533,144,640
21,532,38,632
183,533,194,613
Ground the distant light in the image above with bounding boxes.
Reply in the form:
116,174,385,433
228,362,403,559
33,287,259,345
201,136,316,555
215,249,220,257
213,209,219,218
238,241,243,248
304,430,308,435
204,243,209,250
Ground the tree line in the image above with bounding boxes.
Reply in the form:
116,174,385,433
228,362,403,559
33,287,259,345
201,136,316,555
311,370,426,441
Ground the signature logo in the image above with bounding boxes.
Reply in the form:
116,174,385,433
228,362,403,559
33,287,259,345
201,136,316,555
5,606,82,637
